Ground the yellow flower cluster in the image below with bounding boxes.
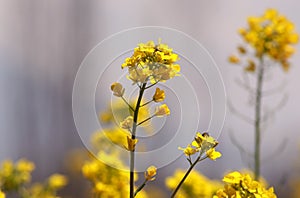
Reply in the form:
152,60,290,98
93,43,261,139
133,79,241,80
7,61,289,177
166,169,222,198
179,132,222,161
0,159,35,191
229,9,298,71
122,41,180,84
22,174,68,198
82,151,147,198
214,171,277,198
0,159,67,198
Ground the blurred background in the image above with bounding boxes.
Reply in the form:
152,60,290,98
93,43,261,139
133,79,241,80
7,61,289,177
1,0,300,197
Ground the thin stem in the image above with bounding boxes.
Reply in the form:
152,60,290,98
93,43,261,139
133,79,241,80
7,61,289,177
137,115,155,126
171,155,201,198
140,99,154,107
134,179,147,197
254,57,264,180
145,81,159,89
122,96,135,112
130,82,147,198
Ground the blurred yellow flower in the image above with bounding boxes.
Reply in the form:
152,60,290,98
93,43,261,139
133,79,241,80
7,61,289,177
144,166,157,181
231,8,299,71
244,59,256,72
0,190,5,198
0,159,35,191
111,82,125,97
228,55,240,64
47,174,68,189
120,116,134,130
153,88,165,102
166,169,222,198
154,104,170,117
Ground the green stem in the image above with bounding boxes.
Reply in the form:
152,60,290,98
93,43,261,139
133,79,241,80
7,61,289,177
137,115,154,126
122,96,135,112
254,57,264,180
130,82,147,198
140,99,153,107
170,155,201,198
134,179,147,197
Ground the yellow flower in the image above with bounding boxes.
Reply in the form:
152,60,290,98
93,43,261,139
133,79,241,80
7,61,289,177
178,144,198,156
111,82,125,97
228,55,240,64
223,171,243,184
153,88,165,102
144,166,157,181
206,148,222,160
122,40,180,84
215,171,277,198
0,190,5,198
244,59,256,72
192,132,218,150
124,136,138,151
48,174,68,189
238,46,247,54
166,169,223,198
232,9,298,72
16,159,35,172
120,116,134,130
154,104,170,117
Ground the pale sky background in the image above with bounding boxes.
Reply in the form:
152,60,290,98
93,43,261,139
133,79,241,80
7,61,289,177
1,0,300,197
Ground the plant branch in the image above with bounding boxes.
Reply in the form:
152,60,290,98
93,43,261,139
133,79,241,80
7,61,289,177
130,82,147,198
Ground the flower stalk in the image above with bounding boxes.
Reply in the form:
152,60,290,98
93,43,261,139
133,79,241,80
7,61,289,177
130,82,147,198
254,57,264,180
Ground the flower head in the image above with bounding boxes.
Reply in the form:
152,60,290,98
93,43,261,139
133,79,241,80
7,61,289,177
120,116,134,130
122,40,180,84
154,104,170,117
214,171,277,198
111,82,125,97
144,166,157,181
230,9,299,72
178,132,221,161
153,88,165,102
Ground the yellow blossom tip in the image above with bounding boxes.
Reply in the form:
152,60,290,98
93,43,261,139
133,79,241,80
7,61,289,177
155,104,170,117
153,88,165,102
144,165,157,181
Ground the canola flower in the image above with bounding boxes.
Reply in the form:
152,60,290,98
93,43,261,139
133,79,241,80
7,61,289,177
0,159,34,191
171,132,221,197
228,8,299,180
82,151,147,198
166,169,222,198
0,159,67,198
121,40,180,84
229,8,298,72
214,171,277,198
111,40,180,198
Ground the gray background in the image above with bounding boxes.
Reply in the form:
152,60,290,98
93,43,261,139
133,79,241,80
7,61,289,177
1,0,300,197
